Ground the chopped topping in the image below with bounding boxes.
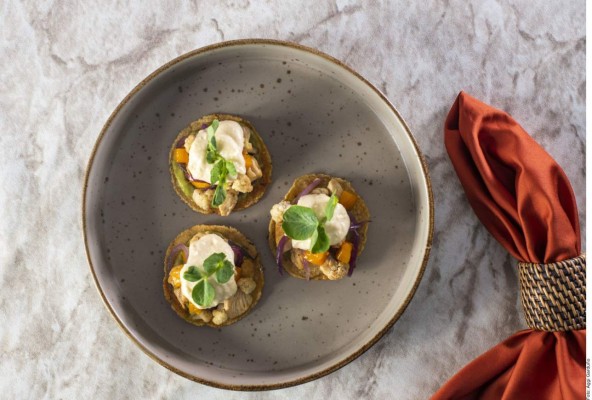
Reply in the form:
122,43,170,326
237,277,256,294
303,251,329,266
168,265,183,288
174,148,189,164
336,241,353,264
327,179,343,198
339,190,357,210
187,303,202,315
270,201,291,223
212,309,228,325
191,180,211,189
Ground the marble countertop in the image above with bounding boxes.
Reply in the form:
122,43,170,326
1,0,585,398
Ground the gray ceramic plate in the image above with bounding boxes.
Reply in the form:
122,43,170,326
83,39,433,390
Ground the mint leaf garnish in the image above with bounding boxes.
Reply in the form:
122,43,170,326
215,260,234,283
184,252,235,308
282,194,343,255
282,206,319,240
311,226,330,253
324,194,338,222
183,266,202,282
192,279,215,308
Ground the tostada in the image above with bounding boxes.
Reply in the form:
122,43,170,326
268,174,370,280
163,225,264,327
169,114,272,216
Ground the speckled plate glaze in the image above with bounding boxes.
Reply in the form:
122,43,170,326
83,39,433,390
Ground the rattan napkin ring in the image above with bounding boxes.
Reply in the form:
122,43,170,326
518,254,586,332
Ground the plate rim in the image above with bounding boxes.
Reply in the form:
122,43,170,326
81,38,434,391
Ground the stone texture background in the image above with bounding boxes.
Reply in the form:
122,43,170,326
0,0,585,398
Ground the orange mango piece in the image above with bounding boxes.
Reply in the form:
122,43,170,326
191,180,211,189
339,190,357,210
336,241,353,264
174,148,189,164
304,251,329,266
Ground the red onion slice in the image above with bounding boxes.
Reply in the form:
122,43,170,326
168,243,189,271
176,136,187,148
229,242,245,266
276,235,289,275
292,178,322,204
349,220,370,230
348,229,360,277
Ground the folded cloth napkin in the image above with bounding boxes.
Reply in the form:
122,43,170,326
431,92,585,399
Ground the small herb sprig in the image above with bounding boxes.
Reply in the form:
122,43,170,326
205,120,238,207
182,252,234,308
281,194,339,254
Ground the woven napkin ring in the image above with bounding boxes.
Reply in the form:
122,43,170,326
518,254,586,332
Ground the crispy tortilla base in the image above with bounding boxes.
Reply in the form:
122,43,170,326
163,225,264,327
268,174,370,280
169,113,272,215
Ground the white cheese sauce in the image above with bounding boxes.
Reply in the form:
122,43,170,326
180,233,237,309
187,120,246,183
291,194,351,251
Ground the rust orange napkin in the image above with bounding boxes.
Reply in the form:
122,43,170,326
431,92,585,399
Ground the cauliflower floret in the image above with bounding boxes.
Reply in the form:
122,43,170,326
199,310,213,323
231,174,253,193
212,309,228,325
270,201,291,223
237,277,256,294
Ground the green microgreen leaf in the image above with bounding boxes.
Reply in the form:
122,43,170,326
215,260,234,283
192,279,215,308
325,194,339,222
211,159,225,185
182,266,202,282
211,119,219,132
206,149,217,164
225,160,237,178
309,227,319,251
311,226,330,254
203,252,226,275
282,206,319,240
212,185,226,207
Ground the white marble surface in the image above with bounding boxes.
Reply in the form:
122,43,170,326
0,0,585,398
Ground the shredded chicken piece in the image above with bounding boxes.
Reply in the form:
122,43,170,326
327,179,343,198
184,134,195,153
223,290,253,319
231,174,253,193
290,249,323,278
218,189,238,216
173,287,185,306
240,258,256,277
320,256,349,280
270,201,291,223
242,126,254,152
311,187,330,195
237,277,256,294
192,188,214,211
246,157,262,181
